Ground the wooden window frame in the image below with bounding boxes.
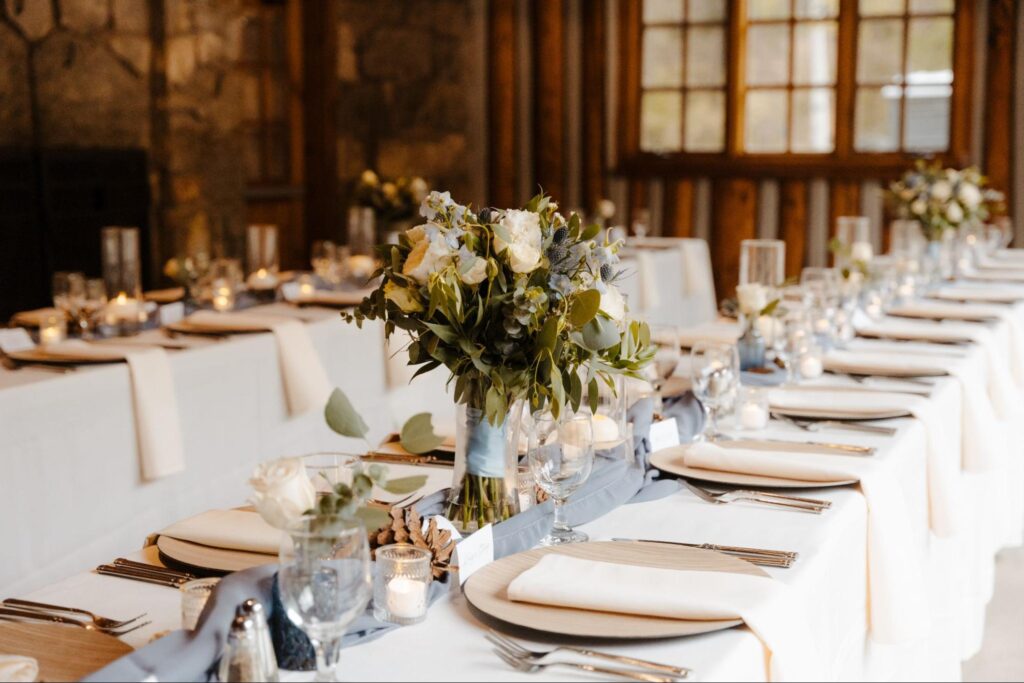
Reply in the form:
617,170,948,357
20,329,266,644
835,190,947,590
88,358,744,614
617,0,974,180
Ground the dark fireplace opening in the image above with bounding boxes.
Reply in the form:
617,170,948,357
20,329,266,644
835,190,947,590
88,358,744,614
0,147,151,321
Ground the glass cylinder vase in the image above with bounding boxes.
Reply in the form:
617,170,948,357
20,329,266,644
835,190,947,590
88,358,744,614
101,226,144,336
445,400,523,533
246,224,280,293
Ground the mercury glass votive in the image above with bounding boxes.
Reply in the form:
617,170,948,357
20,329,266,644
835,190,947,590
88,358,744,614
181,577,221,630
737,386,769,431
373,544,432,626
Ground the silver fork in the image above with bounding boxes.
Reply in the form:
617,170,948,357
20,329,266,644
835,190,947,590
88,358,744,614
681,479,828,514
773,413,897,437
0,607,151,636
2,598,145,629
487,631,690,679
492,645,680,682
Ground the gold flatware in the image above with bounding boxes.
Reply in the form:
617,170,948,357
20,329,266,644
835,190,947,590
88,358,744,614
95,565,189,588
680,479,828,514
362,453,453,467
1,599,145,630
612,539,799,568
717,436,875,456
112,558,195,580
773,413,898,437
493,646,679,682
0,607,150,636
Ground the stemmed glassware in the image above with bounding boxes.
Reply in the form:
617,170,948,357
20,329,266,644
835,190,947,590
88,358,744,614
53,271,85,322
527,412,595,546
77,278,108,338
278,515,372,682
690,342,739,441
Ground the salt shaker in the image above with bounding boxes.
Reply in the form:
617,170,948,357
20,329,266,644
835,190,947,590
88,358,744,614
219,614,261,682
238,599,279,682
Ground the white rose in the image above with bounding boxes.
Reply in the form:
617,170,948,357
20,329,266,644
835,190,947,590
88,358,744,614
600,284,626,322
495,209,543,273
958,183,981,209
402,224,453,284
457,247,488,285
930,180,952,202
384,281,423,312
911,199,927,216
946,202,964,224
736,283,769,315
248,458,317,530
850,241,873,263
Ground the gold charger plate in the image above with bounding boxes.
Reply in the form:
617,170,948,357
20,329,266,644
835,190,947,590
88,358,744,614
769,404,910,421
0,622,132,682
650,446,857,489
164,320,269,336
856,329,975,344
156,536,274,576
823,358,947,378
144,287,185,304
6,348,125,366
463,541,766,639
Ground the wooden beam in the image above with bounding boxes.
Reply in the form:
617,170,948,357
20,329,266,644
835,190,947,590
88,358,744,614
949,0,976,165
828,179,861,235
532,0,565,202
779,180,808,277
581,0,606,212
488,0,518,208
301,0,337,245
628,178,648,228
663,179,694,237
711,179,758,298
616,0,641,165
983,0,1016,205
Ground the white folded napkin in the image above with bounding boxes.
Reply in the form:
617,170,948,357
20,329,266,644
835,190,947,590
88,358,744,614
160,509,279,554
769,389,961,537
508,554,821,681
186,311,331,415
963,268,1024,283
680,441,928,644
0,655,38,683
33,341,185,480
933,284,1024,303
855,317,982,344
886,300,1006,322
823,349,947,377
678,320,739,347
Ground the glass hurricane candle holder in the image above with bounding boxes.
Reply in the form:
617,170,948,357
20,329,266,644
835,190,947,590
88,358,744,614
739,239,785,288
348,207,376,257
246,224,280,291
101,227,144,335
373,544,432,625
736,386,769,431
181,577,221,630
39,312,66,346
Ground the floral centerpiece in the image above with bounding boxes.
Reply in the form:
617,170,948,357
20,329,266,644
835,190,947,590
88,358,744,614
887,160,1004,242
345,191,654,531
354,170,430,225
735,284,780,371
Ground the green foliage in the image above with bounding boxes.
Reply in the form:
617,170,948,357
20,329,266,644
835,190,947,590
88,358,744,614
324,388,369,439
399,413,446,454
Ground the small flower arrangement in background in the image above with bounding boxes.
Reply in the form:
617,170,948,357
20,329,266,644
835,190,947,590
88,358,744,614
887,160,1005,241
353,170,430,224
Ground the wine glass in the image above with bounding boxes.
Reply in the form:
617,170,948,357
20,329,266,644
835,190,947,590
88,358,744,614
77,278,108,338
312,240,337,282
528,412,595,546
52,272,85,322
630,209,650,239
690,342,739,441
278,515,372,682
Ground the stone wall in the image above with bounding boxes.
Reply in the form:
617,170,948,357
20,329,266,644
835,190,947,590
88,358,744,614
334,0,487,208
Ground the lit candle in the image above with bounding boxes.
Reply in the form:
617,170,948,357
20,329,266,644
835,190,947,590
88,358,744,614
39,315,65,346
104,292,141,324
850,241,874,263
297,275,316,298
247,267,279,290
739,402,768,430
800,355,823,379
590,414,621,446
386,577,427,620
347,255,376,280
211,279,235,312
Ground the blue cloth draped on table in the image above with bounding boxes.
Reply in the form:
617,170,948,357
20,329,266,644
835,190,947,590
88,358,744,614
84,394,704,682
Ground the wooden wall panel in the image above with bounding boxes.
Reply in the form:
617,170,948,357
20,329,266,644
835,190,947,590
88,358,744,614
488,0,518,208
663,179,694,237
711,179,758,298
581,0,606,212
627,178,648,227
983,0,1017,206
779,180,807,278
532,0,565,201
301,0,336,245
828,180,861,233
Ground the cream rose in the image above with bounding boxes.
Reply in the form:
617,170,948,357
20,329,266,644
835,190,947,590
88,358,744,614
930,180,952,202
249,458,317,530
457,247,488,285
911,199,927,216
958,183,981,209
495,209,543,274
736,283,769,315
600,284,627,322
850,241,874,263
946,202,964,224
402,224,453,283
385,281,423,312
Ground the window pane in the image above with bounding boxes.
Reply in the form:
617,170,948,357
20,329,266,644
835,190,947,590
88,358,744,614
747,24,790,86
907,17,953,79
795,0,839,19
857,19,904,84
687,0,726,22
860,0,905,15
791,88,835,152
909,0,954,13
748,0,790,20
854,86,901,151
745,89,788,152
641,91,683,152
642,28,683,88
793,21,837,85
687,26,726,86
685,90,725,151
643,0,683,24
904,84,951,151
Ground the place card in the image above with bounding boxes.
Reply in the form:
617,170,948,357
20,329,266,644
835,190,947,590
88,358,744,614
0,328,35,354
158,302,185,326
649,417,680,452
455,523,493,586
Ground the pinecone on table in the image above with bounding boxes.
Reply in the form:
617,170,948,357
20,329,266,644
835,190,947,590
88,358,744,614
371,507,456,580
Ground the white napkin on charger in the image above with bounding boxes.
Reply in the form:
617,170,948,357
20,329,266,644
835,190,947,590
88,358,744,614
185,311,331,415
0,655,38,682
159,509,279,554
28,341,185,480
933,284,1024,304
681,441,928,645
677,320,740,348
508,554,822,681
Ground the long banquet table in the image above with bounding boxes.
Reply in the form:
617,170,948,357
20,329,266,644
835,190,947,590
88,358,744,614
5,280,1024,681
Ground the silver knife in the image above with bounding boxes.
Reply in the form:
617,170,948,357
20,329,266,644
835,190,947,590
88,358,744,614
717,436,875,456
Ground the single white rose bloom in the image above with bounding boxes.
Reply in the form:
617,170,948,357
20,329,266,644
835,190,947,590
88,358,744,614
495,209,543,273
850,241,874,263
600,284,627,322
958,183,981,209
402,224,453,283
930,180,952,202
736,283,769,315
911,199,927,216
384,281,423,312
249,458,317,530
946,202,964,224
457,247,488,285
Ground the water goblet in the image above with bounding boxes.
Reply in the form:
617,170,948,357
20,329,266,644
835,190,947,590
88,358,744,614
528,412,595,546
690,342,739,441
